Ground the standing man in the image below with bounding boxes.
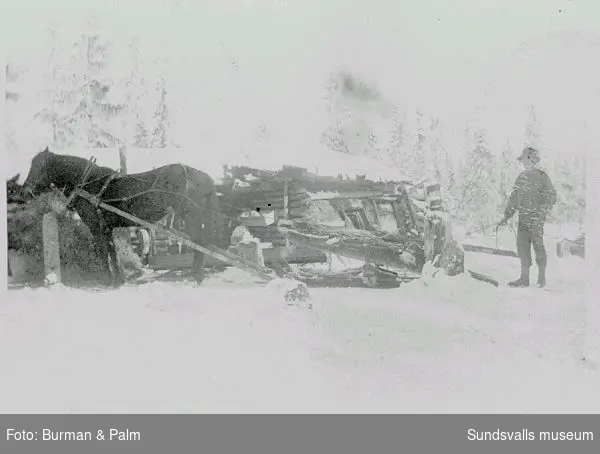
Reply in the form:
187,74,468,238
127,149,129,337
498,147,557,288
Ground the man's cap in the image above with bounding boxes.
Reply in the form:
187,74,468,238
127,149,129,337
517,146,540,164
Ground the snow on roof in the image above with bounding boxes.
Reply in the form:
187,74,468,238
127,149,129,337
126,145,407,182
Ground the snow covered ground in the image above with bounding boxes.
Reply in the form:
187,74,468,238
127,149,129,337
1,247,597,414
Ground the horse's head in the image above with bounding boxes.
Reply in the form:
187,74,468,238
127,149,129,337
6,173,27,204
22,147,54,199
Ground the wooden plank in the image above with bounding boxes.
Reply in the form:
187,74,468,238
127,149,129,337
283,180,291,248
283,179,290,220
119,145,127,173
262,246,327,264
72,189,278,281
467,269,499,287
367,198,382,230
149,228,157,256
462,243,518,258
310,191,392,201
42,212,61,283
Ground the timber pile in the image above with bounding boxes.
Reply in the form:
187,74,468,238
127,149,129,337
219,165,420,243
279,220,426,274
218,166,312,247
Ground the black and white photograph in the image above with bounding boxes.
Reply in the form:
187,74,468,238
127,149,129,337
2,0,600,420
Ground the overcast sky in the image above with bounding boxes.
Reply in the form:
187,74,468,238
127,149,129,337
3,0,599,169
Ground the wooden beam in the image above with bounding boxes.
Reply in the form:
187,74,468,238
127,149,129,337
283,179,290,220
462,243,519,258
119,145,127,174
42,212,61,283
309,191,392,201
467,269,499,287
283,179,291,247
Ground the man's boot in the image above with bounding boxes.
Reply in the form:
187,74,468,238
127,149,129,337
537,263,546,288
508,265,530,287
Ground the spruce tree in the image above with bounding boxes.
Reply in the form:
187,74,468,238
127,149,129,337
35,28,125,148
458,130,500,228
150,78,170,148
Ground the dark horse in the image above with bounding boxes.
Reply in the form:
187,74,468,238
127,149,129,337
22,147,220,286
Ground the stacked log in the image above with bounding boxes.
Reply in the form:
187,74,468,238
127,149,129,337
226,183,312,220
219,176,313,248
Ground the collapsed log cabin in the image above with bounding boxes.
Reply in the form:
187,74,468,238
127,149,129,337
216,165,464,282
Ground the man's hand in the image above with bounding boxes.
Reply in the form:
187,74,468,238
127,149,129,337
497,218,508,227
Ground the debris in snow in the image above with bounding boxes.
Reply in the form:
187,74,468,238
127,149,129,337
264,278,312,309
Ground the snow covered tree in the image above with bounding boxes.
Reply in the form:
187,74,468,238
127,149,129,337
457,130,501,227
321,71,392,161
5,64,20,151
125,38,152,148
150,78,170,148
498,142,520,208
321,120,350,154
445,152,456,190
413,109,427,179
553,155,585,224
524,104,541,149
388,106,407,170
134,123,151,148
35,29,126,148
443,151,457,203
5,64,20,103
427,116,444,183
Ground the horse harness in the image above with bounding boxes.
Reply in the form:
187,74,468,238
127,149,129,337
64,157,214,221
62,158,112,207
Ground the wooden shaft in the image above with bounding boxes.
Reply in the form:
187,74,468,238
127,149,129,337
119,145,127,174
283,179,289,220
72,189,277,281
283,179,290,247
